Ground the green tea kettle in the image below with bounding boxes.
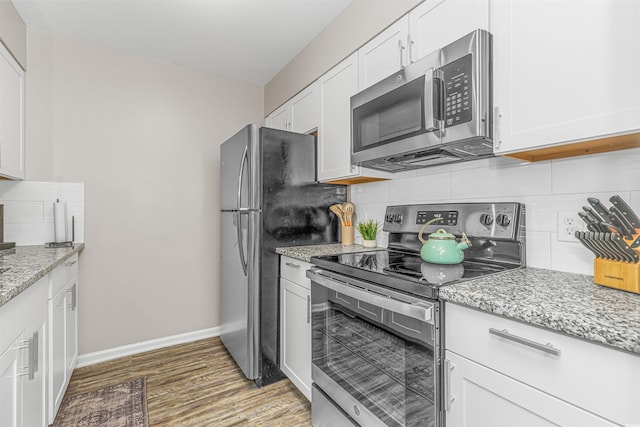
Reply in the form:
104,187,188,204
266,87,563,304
418,218,472,264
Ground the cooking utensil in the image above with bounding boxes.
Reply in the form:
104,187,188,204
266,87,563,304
329,204,346,226
608,207,634,240
342,202,355,227
610,195,640,228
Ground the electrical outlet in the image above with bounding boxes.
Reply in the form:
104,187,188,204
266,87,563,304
557,211,585,242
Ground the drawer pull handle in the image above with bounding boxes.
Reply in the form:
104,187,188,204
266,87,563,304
285,262,300,269
489,328,561,357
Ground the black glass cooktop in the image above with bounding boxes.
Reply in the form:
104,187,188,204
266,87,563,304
311,249,516,299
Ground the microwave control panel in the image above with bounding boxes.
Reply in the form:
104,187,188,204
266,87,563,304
442,54,473,128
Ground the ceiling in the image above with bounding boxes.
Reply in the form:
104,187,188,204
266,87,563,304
11,0,353,86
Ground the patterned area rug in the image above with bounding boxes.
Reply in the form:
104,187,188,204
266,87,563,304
53,378,148,427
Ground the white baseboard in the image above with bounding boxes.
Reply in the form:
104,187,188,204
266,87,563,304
76,326,221,368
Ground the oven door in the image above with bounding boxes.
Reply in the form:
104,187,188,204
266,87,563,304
308,267,439,427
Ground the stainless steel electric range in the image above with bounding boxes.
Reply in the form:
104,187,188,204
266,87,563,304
307,202,526,427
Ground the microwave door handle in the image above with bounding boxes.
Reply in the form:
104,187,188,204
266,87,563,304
424,68,438,131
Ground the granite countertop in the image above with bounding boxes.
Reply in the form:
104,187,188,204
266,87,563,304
0,244,85,308
440,267,640,355
275,243,382,262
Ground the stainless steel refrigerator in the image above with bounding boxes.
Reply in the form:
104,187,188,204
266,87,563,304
219,124,346,386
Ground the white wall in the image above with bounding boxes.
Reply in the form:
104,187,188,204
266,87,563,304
264,0,421,115
24,28,264,354
351,149,640,275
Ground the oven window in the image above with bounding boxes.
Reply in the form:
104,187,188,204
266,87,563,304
312,291,436,427
352,76,425,152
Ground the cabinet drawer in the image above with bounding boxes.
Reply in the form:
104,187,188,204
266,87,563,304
280,256,312,289
50,254,78,297
445,303,640,425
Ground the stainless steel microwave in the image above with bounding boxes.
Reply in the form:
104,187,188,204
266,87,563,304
351,29,493,172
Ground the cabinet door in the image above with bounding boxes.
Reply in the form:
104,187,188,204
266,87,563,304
492,0,640,155
0,341,22,427
445,351,619,427
49,290,67,422
0,42,25,180
290,82,318,134
409,0,489,63
280,278,311,401
267,104,291,131
22,309,47,427
317,53,359,182
358,16,409,89
65,282,78,377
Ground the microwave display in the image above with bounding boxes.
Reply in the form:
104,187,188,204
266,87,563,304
442,54,473,128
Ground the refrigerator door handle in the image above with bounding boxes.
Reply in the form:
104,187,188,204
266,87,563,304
237,146,249,276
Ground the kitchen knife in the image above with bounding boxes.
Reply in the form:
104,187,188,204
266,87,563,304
630,234,640,249
604,233,626,262
589,232,612,260
575,231,601,258
608,207,635,240
582,206,609,231
587,197,614,224
600,222,623,238
578,212,601,233
609,195,640,228
611,233,639,263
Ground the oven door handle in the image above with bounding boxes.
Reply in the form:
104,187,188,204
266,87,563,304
308,268,434,324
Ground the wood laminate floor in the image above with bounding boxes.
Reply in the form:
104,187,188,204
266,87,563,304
64,337,312,426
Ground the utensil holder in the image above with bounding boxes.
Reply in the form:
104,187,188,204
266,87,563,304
341,226,354,246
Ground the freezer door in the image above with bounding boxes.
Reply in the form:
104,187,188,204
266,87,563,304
220,125,258,210
220,210,259,380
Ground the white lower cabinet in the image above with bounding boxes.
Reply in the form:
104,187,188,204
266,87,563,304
48,254,79,424
279,256,312,401
444,303,640,426
0,277,48,427
445,351,618,427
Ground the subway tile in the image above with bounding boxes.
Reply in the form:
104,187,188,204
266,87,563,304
388,173,450,203
451,159,552,199
551,148,640,194
0,181,84,201
525,231,551,269
550,235,594,275
4,223,54,246
350,180,390,204
2,201,44,224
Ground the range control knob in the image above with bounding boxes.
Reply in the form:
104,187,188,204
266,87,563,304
479,213,494,226
496,214,511,226
393,214,403,223
385,213,394,223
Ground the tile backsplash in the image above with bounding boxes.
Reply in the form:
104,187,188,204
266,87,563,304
0,181,85,245
351,148,640,275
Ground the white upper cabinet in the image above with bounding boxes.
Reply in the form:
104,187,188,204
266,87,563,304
408,0,489,63
492,0,640,156
317,53,360,182
358,16,409,89
290,82,318,134
267,82,318,134
267,104,291,131
0,42,24,180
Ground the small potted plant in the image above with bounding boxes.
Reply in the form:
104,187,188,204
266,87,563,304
357,219,380,248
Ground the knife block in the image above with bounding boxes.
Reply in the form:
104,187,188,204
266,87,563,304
593,258,640,294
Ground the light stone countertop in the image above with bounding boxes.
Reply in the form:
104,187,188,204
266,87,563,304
440,267,640,355
0,244,85,308
275,243,382,262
